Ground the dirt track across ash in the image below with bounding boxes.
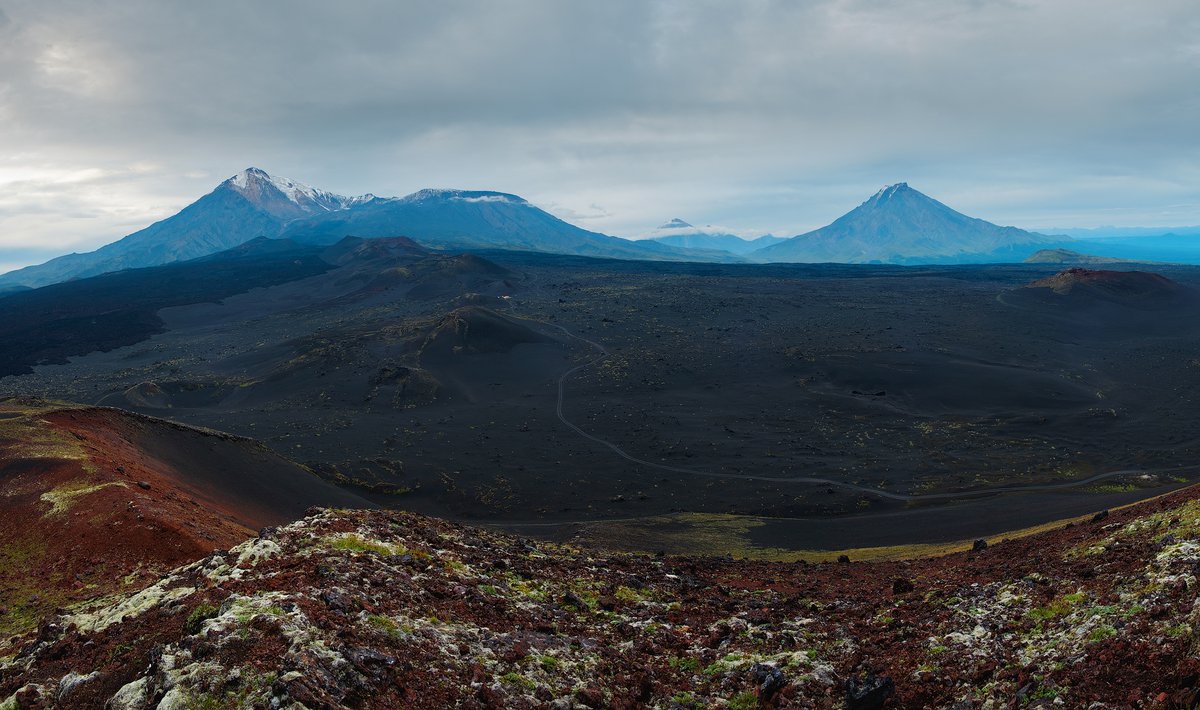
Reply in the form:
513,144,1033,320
4,252,1200,552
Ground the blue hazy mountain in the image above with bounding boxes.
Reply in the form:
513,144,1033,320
0,171,738,288
279,190,736,262
644,219,786,255
1060,233,1200,265
1052,225,1200,239
753,183,1063,264
0,168,371,289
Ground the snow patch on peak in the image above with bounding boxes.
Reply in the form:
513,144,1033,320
659,218,694,229
401,189,528,205
866,182,915,206
225,168,354,211
229,167,269,190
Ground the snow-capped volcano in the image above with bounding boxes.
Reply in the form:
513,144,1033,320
0,168,374,288
278,187,715,262
754,183,1063,263
396,188,529,205
224,167,369,216
0,170,740,289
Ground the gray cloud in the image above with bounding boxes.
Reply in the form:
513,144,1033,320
0,0,1198,264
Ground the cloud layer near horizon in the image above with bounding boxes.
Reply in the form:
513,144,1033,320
1,0,1198,266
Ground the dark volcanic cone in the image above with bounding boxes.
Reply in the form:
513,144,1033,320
1023,267,1191,306
419,306,550,360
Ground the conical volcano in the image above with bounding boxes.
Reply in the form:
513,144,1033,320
754,183,1061,263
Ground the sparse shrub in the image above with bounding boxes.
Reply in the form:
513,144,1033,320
330,534,404,556
499,672,535,690
367,614,399,635
185,603,220,634
1087,625,1117,642
669,657,700,672
613,585,642,603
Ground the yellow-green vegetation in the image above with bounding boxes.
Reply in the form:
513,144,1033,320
40,480,127,516
574,511,1022,562
579,484,1200,562
327,533,407,556
367,614,401,637
185,603,221,634
0,401,93,471
1086,481,1137,494
1028,592,1086,622
1066,495,1200,560
668,657,700,673
0,536,51,636
499,672,535,690
575,513,798,561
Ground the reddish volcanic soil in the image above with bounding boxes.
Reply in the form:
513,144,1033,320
1023,267,1188,302
3,479,1200,708
0,398,368,639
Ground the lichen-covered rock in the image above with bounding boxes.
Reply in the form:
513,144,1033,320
1,490,1200,708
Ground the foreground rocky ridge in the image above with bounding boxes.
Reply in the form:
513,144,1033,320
3,486,1200,709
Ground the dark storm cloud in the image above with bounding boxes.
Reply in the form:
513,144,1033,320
0,0,1198,263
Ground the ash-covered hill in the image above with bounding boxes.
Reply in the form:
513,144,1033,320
4,477,1200,708
1023,248,1154,265
0,238,337,377
1025,268,1186,300
1011,268,1198,316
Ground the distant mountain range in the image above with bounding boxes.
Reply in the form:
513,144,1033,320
10,170,1192,289
643,219,786,255
0,169,732,289
755,183,1063,264
1049,225,1200,239
276,188,733,263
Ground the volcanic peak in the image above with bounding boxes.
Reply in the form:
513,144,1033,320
865,182,914,207
224,167,352,210
398,188,528,205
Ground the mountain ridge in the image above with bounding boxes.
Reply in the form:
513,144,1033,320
0,170,737,288
644,218,786,255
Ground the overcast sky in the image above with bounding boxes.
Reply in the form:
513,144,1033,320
1,0,1198,272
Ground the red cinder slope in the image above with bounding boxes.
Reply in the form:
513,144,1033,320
0,398,370,639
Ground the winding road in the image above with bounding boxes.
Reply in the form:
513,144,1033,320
538,318,1199,502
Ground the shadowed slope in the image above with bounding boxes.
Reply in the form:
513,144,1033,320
0,399,371,637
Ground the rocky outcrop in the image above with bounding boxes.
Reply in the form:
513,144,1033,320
3,485,1200,708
